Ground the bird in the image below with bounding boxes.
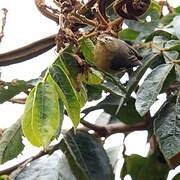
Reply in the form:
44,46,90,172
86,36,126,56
94,34,143,73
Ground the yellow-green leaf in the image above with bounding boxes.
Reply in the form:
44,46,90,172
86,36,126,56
49,65,80,128
21,88,41,147
32,82,60,146
81,68,103,85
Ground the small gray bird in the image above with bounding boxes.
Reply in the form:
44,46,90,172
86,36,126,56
94,34,142,73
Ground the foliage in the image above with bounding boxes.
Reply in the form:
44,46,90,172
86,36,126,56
0,0,180,179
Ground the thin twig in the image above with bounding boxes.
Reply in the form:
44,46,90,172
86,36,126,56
80,113,151,138
0,142,61,176
0,8,8,42
70,12,96,27
35,0,59,23
9,98,26,104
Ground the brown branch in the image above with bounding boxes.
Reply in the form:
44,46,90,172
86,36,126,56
81,112,152,137
9,98,26,104
0,142,61,176
35,0,59,23
78,0,97,14
81,119,151,138
70,12,96,27
0,34,56,66
0,8,8,42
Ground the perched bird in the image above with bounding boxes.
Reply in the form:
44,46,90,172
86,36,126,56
94,34,142,73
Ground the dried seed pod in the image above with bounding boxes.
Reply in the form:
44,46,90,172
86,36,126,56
114,0,151,20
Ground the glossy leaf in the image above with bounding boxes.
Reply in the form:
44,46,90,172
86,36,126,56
61,130,114,180
0,119,24,164
127,53,160,96
32,81,60,146
21,88,42,147
86,85,102,101
145,30,176,42
79,38,95,63
81,68,103,85
118,29,139,41
49,65,80,128
154,94,180,165
100,80,126,97
11,152,64,180
136,64,174,116
121,153,169,180
83,95,141,124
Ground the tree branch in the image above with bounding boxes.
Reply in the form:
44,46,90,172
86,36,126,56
80,112,152,137
0,142,61,176
0,8,8,42
35,0,59,23
0,34,56,66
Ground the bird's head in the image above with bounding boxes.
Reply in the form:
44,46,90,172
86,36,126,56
96,34,119,51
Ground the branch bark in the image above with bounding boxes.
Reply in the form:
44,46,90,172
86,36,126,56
0,8,8,42
35,0,59,23
0,34,56,66
0,142,61,176
81,113,151,138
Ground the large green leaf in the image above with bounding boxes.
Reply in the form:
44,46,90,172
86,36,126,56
83,95,141,124
127,53,160,96
118,29,139,41
0,80,30,104
81,68,103,85
32,81,60,146
61,130,114,180
145,30,177,42
49,65,80,128
79,38,95,63
135,63,174,116
86,85,102,101
21,88,42,147
0,119,24,164
22,81,61,147
54,55,87,108
121,152,169,180
10,152,74,180
154,94,180,163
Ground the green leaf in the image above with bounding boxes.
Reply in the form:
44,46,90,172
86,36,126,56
32,81,60,146
100,80,126,97
61,130,114,180
11,152,65,180
121,154,146,179
76,83,87,108
54,55,87,107
79,38,95,63
49,65,80,128
136,63,174,116
0,80,30,104
127,53,160,96
0,119,24,164
154,93,180,162
121,153,169,180
83,95,141,124
118,29,139,41
173,16,180,39
21,88,42,146
145,30,177,42
173,173,180,180
86,85,102,101
81,68,103,85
